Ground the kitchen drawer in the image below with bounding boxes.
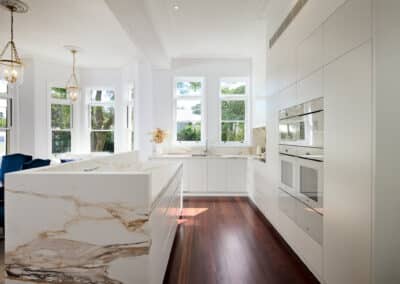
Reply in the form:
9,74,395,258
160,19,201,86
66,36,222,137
296,202,323,245
278,189,296,222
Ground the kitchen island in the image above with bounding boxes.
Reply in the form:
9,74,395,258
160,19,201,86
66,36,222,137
5,153,182,284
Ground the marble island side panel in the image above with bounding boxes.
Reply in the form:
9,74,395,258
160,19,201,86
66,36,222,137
5,159,182,284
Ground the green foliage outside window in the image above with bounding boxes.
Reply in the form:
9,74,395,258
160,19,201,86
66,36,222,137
52,131,71,154
221,122,245,142
221,84,245,95
221,100,246,142
191,103,201,115
51,102,71,154
51,87,67,99
177,122,201,141
221,101,245,120
91,131,114,152
51,104,71,129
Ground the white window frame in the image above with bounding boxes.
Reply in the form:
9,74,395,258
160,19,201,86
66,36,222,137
88,87,116,153
48,85,73,156
172,77,206,146
0,80,12,156
219,77,250,146
127,84,135,151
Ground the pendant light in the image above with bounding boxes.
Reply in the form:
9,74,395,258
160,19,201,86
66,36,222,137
65,47,80,102
0,0,29,86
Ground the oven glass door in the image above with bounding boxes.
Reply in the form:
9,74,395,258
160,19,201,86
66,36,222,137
301,111,324,148
280,154,297,194
298,158,323,209
279,117,305,145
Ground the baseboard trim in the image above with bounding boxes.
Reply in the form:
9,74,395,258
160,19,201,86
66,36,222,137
247,198,321,284
183,192,248,197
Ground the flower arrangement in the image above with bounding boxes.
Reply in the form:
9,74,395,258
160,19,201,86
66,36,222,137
150,128,168,144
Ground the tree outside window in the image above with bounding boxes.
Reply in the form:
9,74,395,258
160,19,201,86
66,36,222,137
220,79,248,143
50,87,72,154
174,78,204,143
89,89,115,152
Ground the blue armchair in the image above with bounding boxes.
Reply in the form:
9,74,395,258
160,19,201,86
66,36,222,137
0,153,32,231
23,159,51,170
0,153,33,187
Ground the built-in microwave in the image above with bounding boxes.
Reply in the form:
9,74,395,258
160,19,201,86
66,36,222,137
279,98,324,148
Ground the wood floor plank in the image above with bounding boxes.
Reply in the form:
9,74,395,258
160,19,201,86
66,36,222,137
164,197,320,284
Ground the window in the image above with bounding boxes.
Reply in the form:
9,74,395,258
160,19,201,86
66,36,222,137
127,85,135,151
50,87,72,154
89,88,115,152
174,78,204,143
219,78,248,143
0,81,12,156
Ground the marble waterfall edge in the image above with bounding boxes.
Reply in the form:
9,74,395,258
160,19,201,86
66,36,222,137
4,153,183,284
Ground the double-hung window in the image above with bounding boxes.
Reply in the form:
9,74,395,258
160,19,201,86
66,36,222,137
89,88,115,153
50,87,72,154
219,78,249,144
0,81,12,156
174,78,204,144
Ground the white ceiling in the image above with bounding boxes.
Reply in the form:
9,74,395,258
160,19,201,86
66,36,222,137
0,0,138,68
146,0,269,59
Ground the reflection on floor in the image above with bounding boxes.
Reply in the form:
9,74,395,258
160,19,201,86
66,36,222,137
164,197,320,284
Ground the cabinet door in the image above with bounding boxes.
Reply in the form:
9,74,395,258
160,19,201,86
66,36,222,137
324,42,372,284
181,160,190,191
227,159,247,192
186,159,207,193
207,159,227,192
295,202,323,245
278,190,296,222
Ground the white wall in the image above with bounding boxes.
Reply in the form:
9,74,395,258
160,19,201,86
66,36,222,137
14,57,153,159
152,58,253,151
31,57,72,158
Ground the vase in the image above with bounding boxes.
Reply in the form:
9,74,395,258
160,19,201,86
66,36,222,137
155,144,163,155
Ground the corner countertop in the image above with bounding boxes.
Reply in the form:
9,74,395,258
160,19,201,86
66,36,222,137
152,153,265,161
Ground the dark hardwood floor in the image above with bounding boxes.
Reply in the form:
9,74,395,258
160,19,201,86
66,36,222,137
164,197,320,284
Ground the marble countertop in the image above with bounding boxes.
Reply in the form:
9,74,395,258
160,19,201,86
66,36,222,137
152,153,264,160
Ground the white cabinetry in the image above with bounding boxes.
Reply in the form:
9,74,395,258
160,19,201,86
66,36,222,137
227,159,247,192
324,42,372,284
154,157,248,194
323,0,372,64
207,158,227,192
184,159,207,193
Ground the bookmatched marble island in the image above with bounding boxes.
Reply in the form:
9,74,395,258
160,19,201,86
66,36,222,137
5,153,183,284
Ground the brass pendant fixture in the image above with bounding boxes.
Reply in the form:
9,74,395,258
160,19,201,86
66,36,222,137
0,0,29,86
65,46,80,102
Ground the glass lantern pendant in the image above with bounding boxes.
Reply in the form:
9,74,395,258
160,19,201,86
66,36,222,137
0,0,29,86
66,49,80,102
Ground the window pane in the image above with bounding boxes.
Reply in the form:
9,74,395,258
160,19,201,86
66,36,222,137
177,122,201,142
176,80,202,96
0,81,7,96
91,106,114,130
221,80,246,95
0,130,7,156
51,104,71,129
91,131,114,152
0,99,8,128
221,122,245,142
90,89,115,103
176,100,201,122
52,131,71,154
51,87,67,100
221,100,245,120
